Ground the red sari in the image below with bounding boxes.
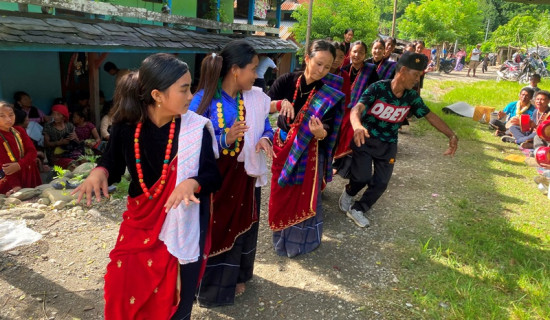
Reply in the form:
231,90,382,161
0,126,41,194
209,149,257,256
269,128,321,230
104,158,179,319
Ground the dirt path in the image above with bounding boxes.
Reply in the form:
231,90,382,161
0,72,492,320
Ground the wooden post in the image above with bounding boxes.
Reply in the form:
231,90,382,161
391,0,397,37
88,52,101,126
305,0,313,53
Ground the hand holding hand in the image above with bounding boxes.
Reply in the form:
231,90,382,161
164,179,200,211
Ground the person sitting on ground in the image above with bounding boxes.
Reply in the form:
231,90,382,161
501,90,550,148
0,101,42,195
489,87,535,136
14,108,49,173
72,110,101,150
69,91,91,121
13,91,47,124
43,104,82,169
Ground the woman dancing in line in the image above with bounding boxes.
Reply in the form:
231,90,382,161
190,40,274,307
268,39,345,258
366,38,397,80
333,40,380,177
74,53,221,319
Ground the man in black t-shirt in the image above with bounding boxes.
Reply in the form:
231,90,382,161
338,52,459,228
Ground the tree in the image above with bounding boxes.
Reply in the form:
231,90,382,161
489,14,538,49
291,0,378,46
397,0,483,46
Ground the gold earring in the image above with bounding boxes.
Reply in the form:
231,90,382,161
157,104,161,108
234,73,238,82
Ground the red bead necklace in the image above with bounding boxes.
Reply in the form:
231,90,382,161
288,74,317,127
134,117,176,200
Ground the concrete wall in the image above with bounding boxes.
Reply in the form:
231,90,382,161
0,51,196,114
99,53,196,101
0,51,62,113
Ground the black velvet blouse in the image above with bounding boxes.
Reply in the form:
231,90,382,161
100,117,221,198
267,72,337,147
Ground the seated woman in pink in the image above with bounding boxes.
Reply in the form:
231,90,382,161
72,110,101,149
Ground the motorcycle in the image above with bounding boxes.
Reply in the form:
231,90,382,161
439,58,456,74
496,60,521,82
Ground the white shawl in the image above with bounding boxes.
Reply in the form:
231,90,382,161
159,111,218,264
238,86,272,187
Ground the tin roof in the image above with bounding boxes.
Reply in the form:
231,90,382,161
0,13,297,53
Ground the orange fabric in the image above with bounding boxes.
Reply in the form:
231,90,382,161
473,105,495,123
104,158,179,320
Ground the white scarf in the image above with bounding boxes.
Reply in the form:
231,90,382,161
159,111,218,264
238,86,272,187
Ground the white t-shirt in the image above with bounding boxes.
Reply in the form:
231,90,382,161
471,48,481,61
256,56,277,79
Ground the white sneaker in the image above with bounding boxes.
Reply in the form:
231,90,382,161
346,209,370,228
339,189,353,212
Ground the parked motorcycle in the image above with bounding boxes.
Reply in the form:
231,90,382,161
496,60,522,82
439,58,456,74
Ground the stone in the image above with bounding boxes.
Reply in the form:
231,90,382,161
52,200,67,210
37,198,51,205
41,188,76,203
88,208,101,218
37,204,48,210
4,198,22,206
35,184,52,191
8,250,20,256
72,162,96,177
0,194,5,199
11,188,41,201
22,210,45,220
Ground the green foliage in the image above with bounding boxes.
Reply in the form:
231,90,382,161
53,165,69,180
398,0,483,46
291,0,378,46
78,148,100,164
402,78,550,318
489,14,538,49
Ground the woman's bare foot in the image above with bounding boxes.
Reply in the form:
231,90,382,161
6,186,21,197
235,283,246,297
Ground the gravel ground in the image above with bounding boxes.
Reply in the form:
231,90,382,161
1,71,486,319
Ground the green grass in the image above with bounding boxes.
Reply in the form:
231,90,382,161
400,79,550,319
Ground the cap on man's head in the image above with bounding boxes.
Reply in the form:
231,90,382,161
397,52,428,71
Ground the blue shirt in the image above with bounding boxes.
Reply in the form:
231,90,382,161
189,89,273,151
502,101,535,120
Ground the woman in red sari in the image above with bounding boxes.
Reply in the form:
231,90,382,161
0,102,41,195
74,54,221,320
190,40,274,307
268,40,345,257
